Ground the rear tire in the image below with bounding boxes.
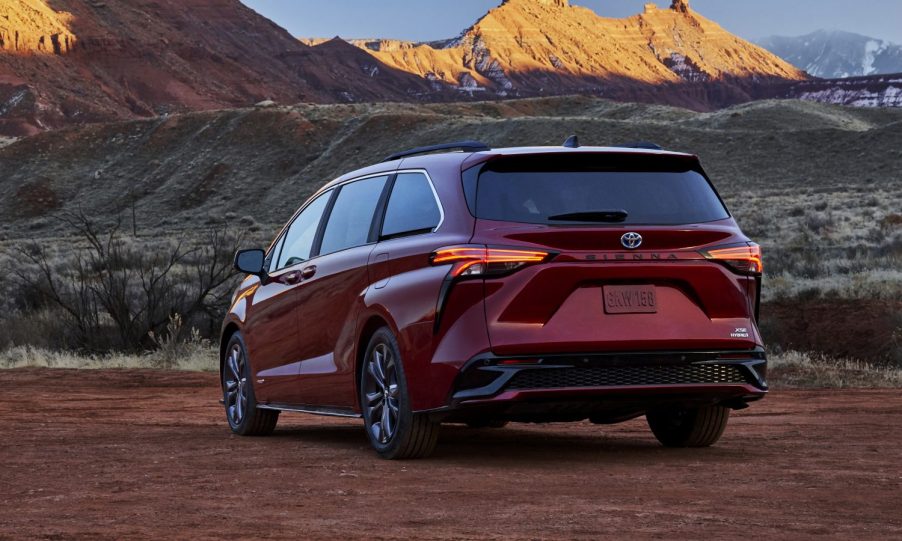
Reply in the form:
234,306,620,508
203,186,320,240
646,405,730,448
360,328,439,459
222,332,279,436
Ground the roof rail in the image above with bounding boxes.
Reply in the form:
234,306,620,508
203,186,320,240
616,141,664,151
382,141,491,162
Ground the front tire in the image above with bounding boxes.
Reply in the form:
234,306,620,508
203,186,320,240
646,405,730,448
222,332,278,436
360,328,439,459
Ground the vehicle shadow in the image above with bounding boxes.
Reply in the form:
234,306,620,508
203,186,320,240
268,420,744,464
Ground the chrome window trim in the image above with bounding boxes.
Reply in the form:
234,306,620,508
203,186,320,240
325,169,445,232
265,168,445,273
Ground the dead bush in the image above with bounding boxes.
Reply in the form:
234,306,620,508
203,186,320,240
5,211,244,353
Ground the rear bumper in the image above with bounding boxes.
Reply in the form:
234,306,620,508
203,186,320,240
425,349,767,420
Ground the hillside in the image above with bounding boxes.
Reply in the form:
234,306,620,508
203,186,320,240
0,96,898,235
0,0,445,136
0,96,899,361
760,30,902,79
780,74,902,108
346,0,807,109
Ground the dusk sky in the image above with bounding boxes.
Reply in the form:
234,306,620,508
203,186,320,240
241,1,902,44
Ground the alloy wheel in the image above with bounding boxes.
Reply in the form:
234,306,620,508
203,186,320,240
364,343,400,444
224,343,248,427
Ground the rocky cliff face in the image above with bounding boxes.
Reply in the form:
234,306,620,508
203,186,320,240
0,0,77,54
353,0,806,108
0,0,446,135
0,0,858,136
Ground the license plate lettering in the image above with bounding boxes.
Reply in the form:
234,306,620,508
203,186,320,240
603,285,657,314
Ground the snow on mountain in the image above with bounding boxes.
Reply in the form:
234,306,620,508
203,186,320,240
759,30,902,79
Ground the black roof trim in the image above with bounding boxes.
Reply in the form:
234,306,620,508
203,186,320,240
383,141,491,162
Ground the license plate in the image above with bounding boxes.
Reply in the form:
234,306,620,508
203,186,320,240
603,285,657,314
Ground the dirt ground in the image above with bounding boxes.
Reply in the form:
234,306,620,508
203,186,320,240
1,369,900,540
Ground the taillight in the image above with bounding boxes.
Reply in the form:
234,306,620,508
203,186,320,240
702,243,763,275
430,245,551,277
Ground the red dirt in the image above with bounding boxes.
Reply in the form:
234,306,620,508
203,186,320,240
1,369,900,540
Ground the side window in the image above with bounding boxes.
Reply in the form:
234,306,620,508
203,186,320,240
319,175,388,256
382,172,442,238
276,190,332,270
267,235,286,273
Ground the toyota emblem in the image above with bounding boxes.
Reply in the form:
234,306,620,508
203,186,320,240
621,232,643,250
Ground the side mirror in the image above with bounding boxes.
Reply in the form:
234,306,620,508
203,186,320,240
234,249,266,276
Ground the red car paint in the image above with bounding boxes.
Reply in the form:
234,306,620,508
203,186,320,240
222,145,767,424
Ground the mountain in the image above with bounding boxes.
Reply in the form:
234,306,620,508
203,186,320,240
777,74,902,108
0,0,445,136
760,30,902,79
341,0,807,109
4,0,887,137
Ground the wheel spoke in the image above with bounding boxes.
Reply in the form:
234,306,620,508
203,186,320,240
381,399,392,442
373,348,387,382
387,396,399,414
365,391,383,406
235,385,244,421
228,351,241,381
367,361,386,391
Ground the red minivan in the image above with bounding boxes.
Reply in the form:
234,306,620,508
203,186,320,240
222,140,767,459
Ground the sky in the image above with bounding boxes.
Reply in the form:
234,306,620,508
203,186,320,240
241,1,902,44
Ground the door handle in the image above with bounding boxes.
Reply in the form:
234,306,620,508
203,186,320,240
301,266,317,280
281,271,302,285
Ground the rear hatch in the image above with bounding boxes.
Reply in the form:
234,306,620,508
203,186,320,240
461,152,763,356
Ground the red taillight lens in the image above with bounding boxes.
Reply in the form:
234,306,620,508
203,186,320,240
703,243,763,275
430,245,551,277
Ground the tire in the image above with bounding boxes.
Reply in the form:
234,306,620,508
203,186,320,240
646,405,730,448
222,332,279,436
466,420,509,429
360,327,440,459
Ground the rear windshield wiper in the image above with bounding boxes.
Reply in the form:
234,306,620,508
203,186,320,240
547,210,629,223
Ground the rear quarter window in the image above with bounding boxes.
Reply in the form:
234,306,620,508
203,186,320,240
381,172,442,238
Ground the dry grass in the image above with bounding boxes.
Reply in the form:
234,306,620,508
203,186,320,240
2,348,900,389
769,351,902,389
0,345,217,372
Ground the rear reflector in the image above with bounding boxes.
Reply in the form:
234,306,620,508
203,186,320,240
498,359,542,365
431,245,550,277
702,243,763,275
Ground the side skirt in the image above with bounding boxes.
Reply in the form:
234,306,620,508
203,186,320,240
257,403,362,419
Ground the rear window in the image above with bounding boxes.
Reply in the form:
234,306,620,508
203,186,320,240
465,154,729,226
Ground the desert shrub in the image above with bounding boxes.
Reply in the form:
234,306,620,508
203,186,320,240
148,313,212,369
803,212,834,235
3,211,245,354
0,345,217,372
769,351,902,388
